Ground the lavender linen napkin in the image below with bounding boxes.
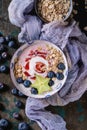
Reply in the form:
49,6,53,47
8,0,87,130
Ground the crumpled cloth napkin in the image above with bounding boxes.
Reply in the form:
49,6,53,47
8,0,87,130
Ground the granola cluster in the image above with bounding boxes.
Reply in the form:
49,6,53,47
37,0,70,22
14,59,27,80
46,45,64,73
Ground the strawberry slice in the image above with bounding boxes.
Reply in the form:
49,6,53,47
24,71,30,76
35,62,45,73
38,54,46,59
25,58,31,62
25,62,29,70
37,51,47,55
30,76,36,80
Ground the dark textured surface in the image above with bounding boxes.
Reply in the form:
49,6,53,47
0,0,87,130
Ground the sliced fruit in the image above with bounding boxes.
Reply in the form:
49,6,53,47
35,62,46,73
25,62,29,70
31,75,51,94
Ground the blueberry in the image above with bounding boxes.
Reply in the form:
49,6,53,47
47,71,55,78
1,52,8,59
11,88,18,95
57,63,65,70
18,122,30,130
48,79,54,86
5,35,13,42
16,77,24,84
0,65,7,73
15,100,24,108
0,44,4,52
13,112,20,119
0,83,4,90
8,41,15,48
0,119,9,129
56,72,64,80
23,80,31,88
18,91,25,97
31,87,38,94
0,37,5,44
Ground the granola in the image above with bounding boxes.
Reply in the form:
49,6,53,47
37,0,70,22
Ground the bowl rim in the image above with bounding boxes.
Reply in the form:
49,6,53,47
10,40,68,98
34,0,73,23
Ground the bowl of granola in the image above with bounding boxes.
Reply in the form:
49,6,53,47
35,0,73,22
10,40,68,98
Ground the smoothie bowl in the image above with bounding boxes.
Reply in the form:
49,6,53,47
10,40,68,98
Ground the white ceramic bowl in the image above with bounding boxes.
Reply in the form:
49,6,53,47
10,40,68,98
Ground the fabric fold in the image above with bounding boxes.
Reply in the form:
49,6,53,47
26,97,67,130
8,0,42,43
8,0,34,27
18,15,42,43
